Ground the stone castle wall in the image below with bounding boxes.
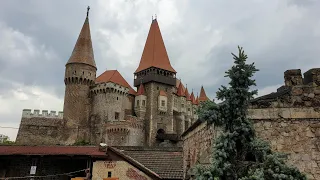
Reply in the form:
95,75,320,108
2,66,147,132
182,69,320,180
16,109,64,145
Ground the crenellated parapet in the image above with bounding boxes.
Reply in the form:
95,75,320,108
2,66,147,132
22,109,63,119
90,82,129,96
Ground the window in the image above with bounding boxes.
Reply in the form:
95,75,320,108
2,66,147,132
117,97,119,100
166,88,168,92
137,100,140,106
115,112,119,120
142,100,146,106
182,104,184,108
108,171,112,177
161,100,165,107
188,108,190,112
157,86,159,90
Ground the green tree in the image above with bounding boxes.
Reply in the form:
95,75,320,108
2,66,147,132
0,135,15,145
195,46,306,180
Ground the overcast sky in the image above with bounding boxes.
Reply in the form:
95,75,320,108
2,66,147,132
0,0,320,140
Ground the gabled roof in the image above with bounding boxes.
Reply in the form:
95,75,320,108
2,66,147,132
159,90,167,97
176,82,185,97
95,70,136,95
66,11,96,68
111,146,183,179
199,86,209,102
135,19,176,73
136,83,145,96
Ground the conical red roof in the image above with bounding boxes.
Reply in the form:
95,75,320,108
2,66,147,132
95,70,136,95
67,11,96,68
176,82,185,97
190,92,196,104
195,96,199,105
136,83,145,96
185,88,191,101
199,86,209,102
135,19,176,73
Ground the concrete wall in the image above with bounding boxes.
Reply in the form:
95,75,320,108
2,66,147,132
92,160,152,180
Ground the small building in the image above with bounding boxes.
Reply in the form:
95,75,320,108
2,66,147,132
0,145,183,180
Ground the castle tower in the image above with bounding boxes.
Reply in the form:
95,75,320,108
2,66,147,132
63,7,97,144
134,18,176,146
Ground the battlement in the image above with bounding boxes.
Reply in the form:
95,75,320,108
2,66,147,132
91,82,129,95
22,109,63,119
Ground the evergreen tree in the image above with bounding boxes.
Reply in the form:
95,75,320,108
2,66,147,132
195,46,306,180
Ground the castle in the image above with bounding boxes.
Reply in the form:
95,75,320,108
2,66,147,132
16,8,210,147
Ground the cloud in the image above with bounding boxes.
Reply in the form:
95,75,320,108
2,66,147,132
0,0,320,139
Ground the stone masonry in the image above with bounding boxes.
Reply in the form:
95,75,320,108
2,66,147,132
182,68,320,180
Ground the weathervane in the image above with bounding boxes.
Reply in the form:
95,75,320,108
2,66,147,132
87,6,90,17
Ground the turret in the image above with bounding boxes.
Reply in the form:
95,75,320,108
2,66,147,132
63,7,97,143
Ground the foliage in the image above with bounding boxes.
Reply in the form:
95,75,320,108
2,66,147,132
0,135,15,145
73,139,91,146
195,46,306,180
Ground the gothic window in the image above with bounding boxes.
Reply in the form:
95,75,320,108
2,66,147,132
142,100,146,106
161,100,165,107
137,100,140,106
115,112,119,120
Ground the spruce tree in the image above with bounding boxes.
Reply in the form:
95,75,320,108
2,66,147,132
195,46,306,180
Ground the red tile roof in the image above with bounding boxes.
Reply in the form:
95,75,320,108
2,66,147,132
185,88,191,101
95,70,136,95
176,79,186,92
66,15,96,68
0,146,106,157
159,90,167,97
199,86,209,102
190,92,196,104
176,82,185,97
136,83,145,96
135,19,176,73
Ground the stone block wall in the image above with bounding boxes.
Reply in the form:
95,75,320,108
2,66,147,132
16,116,64,145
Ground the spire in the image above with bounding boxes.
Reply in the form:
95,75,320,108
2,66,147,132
66,6,96,69
199,86,209,102
185,88,191,101
195,96,199,105
190,92,196,104
136,83,145,96
135,19,176,73
176,82,185,97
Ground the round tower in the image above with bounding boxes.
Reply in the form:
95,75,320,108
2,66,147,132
63,7,97,144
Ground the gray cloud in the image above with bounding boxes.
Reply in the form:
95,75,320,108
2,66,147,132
0,0,320,139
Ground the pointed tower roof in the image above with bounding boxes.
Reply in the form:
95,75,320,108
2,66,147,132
195,96,199,105
67,6,96,69
176,82,185,97
185,88,191,101
95,70,136,95
190,92,196,104
136,83,145,96
135,19,176,73
199,86,209,102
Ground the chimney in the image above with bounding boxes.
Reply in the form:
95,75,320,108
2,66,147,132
284,69,303,87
